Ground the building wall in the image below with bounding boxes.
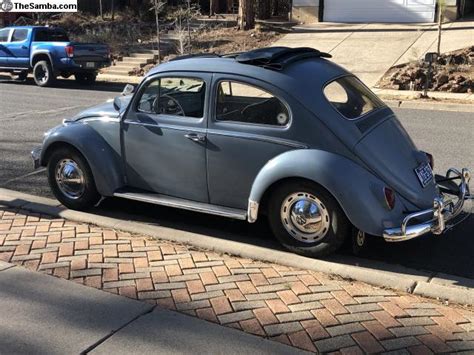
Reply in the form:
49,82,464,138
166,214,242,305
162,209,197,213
292,0,319,23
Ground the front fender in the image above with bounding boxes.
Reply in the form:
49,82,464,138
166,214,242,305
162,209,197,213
40,123,124,196
249,149,407,236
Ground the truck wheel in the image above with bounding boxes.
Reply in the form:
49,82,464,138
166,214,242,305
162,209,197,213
33,60,55,87
75,73,97,85
47,147,100,210
268,181,350,258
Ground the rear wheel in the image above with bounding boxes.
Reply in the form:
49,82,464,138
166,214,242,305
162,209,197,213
268,181,350,258
47,147,100,210
33,60,55,87
75,73,97,85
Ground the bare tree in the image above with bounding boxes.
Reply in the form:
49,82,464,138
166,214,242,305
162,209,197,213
436,0,446,55
150,0,166,63
99,0,104,19
238,0,255,30
173,3,200,55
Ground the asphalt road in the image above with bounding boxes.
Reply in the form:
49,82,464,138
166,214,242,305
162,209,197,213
1,77,473,279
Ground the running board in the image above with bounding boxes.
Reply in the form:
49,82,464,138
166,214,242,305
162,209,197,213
113,191,247,220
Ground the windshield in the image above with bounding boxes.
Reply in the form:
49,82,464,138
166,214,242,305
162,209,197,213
324,76,385,120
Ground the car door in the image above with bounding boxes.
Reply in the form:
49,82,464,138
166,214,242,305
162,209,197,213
207,75,301,210
7,28,30,67
122,73,210,203
0,28,11,67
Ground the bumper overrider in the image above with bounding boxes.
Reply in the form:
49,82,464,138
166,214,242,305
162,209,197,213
32,147,42,170
383,168,472,242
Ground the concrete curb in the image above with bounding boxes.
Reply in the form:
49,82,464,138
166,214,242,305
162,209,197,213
0,188,472,306
373,88,474,106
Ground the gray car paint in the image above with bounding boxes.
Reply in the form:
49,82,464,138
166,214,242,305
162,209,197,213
38,55,437,237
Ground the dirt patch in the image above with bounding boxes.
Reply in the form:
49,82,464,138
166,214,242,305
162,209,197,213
378,47,474,93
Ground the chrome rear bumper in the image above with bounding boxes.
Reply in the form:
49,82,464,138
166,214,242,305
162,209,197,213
383,168,472,242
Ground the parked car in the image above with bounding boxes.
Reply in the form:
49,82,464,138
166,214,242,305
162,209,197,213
0,26,111,86
31,47,472,257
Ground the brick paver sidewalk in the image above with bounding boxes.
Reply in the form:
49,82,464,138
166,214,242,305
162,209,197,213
1,207,473,353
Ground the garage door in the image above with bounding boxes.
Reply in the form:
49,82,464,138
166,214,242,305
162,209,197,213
324,0,436,23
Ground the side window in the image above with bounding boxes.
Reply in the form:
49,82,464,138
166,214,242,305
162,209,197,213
11,29,28,42
216,81,289,126
137,77,205,119
0,29,10,42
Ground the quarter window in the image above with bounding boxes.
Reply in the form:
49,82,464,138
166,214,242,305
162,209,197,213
11,29,28,42
216,81,289,126
0,29,10,42
137,77,205,118
323,76,385,119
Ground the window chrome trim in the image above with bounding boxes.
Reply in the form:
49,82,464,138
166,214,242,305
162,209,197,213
213,78,293,129
134,74,207,120
322,74,386,121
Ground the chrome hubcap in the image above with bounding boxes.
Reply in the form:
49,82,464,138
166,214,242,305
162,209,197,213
55,159,85,199
280,192,330,243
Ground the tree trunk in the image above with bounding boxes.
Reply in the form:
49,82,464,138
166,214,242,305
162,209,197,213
99,0,103,19
111,0,115,21
436,1,444,54
210,0,219,16
257,0,271,19
154,0,161,63
238,0,255,30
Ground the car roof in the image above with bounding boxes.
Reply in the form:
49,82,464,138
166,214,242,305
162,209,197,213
147,48,350,92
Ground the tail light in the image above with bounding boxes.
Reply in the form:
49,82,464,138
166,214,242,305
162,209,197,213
65,45,74,58
384,187,396,210
426,152,434,170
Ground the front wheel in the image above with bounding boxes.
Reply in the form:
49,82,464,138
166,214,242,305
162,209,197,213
33,60,55,87
47,147,100,210
268,181,350,258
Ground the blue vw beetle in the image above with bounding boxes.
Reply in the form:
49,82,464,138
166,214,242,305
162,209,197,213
32,47,472,257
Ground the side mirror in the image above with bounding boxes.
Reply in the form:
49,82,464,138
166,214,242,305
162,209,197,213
122,84,135,96
113,96,122,111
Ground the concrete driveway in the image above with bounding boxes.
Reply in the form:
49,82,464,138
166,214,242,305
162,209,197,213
273,20,474,87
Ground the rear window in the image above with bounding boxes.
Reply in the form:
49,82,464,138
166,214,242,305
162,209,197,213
33,29,69,42
323,76,385,120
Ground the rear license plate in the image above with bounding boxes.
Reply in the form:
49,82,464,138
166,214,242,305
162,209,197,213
86,62,95,68
415,162,433,188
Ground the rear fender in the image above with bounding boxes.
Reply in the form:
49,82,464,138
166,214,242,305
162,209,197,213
249,149,407,236
41,123,124,196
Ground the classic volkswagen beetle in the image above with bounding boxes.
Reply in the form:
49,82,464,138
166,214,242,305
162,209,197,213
32,47,472,257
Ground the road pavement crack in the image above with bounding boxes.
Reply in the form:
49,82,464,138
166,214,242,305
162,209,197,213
0,168,47,187
0,105,86,121
80,305,157,354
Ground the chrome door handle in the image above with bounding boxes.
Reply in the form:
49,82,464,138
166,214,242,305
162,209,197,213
185,133,206,142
